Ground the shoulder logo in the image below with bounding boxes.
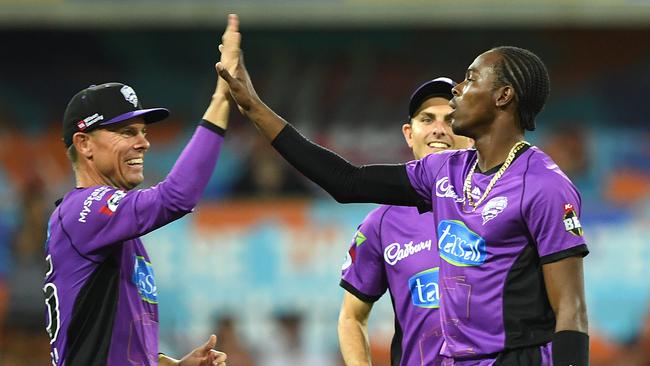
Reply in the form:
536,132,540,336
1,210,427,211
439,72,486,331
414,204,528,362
435,177,464,203
78,186,111,223
437,220,487,266
481,196,508,224
354,230,367,247
120,85,139,107
563,203,583,236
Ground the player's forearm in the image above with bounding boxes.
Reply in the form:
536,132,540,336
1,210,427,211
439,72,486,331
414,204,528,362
202,79,231,129
338,318,372,366
242,98,287,141
271,124,424,206
158,122,225,213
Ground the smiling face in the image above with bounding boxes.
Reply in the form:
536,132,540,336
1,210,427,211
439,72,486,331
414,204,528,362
449,50,504,139
402,96,471,160
80,117,150,190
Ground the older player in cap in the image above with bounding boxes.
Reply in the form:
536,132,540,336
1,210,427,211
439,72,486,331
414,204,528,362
338,77,472,366
43,15,240,366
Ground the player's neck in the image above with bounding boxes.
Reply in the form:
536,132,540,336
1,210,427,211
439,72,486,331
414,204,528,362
473,131,525,172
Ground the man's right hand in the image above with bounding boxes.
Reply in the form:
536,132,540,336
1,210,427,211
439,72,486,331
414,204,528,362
217,51,261,116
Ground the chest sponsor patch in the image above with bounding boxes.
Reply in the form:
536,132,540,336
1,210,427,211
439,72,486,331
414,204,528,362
437,220,487,266
563,203,583,236
132,256,158,304
435,177,464,203
384,239,433,266
408,267,440,308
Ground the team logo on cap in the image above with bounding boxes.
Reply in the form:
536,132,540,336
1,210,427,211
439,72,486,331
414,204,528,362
120,85,139,107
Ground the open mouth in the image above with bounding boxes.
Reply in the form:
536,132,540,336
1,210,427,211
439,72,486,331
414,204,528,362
126,158,144,166
428,141,451,149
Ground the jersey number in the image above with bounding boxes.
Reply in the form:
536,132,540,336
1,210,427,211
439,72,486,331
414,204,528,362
44,255,61,345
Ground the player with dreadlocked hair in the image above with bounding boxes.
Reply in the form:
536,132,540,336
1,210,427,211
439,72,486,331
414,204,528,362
219,28,589,365
491,46,551,132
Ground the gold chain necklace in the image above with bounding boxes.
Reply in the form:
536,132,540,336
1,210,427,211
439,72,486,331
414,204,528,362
462,140,530,212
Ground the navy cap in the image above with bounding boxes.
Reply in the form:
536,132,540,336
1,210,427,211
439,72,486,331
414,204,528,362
62,82,170,147
408,77,457,119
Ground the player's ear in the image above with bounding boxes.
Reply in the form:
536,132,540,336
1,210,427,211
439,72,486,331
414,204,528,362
402,122,414,148
495,85,515,108
73,132,93,159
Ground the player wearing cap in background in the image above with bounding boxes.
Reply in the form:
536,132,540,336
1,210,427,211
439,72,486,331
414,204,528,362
219,26,590,366
43,15,240,366
338,78,472,366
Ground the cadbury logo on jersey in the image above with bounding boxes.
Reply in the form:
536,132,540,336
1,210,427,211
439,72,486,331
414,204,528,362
437,220,487,266
384,239,433,266
435,177,464,203
132,255,158,304
408,267,440,308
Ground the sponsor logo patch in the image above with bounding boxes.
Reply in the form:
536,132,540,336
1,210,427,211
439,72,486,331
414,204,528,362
481,196,508,224
408,267,440,308
77,113,104,131
132,256,158,304
78,186,111,223
437,220,487,266
384,239,433,266
354,230,367,247
563,203,583,236
435,177,464,203
99,190,126,216
341,246,354,270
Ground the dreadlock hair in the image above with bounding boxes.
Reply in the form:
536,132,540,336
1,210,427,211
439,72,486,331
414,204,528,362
490,46,550,131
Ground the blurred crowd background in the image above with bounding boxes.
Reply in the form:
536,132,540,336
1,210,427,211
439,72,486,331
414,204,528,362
1,1,649,365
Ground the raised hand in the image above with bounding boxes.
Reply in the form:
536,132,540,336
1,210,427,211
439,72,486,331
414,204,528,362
216,52,260,114
218,14,241,75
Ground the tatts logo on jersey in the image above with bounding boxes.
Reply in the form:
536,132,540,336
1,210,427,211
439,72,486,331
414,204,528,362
563,203,583,236
437,220,487,266
99,190,126,216
408,267,440,308
132,256,158,304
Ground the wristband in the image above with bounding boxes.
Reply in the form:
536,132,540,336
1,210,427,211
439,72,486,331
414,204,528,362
552,330,589,366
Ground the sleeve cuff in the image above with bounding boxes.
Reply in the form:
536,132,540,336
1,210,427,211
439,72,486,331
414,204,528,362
340,279,383,303
199,119,226,137
540,244,589,265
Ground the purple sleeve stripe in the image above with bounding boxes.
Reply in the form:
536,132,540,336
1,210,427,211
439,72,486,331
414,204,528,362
539,244,589,265
340,279,383,303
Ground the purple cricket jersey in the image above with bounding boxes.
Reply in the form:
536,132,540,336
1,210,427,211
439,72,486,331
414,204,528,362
341,205,445,366
405,146,588,363
43,124,224,366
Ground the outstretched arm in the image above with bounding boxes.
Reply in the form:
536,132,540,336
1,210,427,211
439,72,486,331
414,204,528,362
216,26,426,207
